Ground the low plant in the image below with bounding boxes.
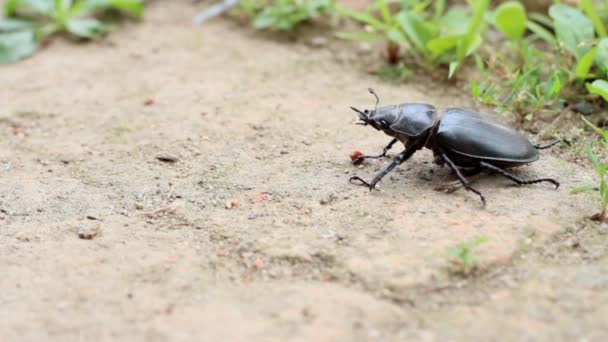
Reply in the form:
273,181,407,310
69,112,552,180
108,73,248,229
471,44,568,118
447,236,489,276
571,117,608,223
237,0,334,32
0,0,143,64
471,1,608,120
336,0,490,77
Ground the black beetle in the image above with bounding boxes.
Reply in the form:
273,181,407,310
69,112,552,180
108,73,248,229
349,89,559,206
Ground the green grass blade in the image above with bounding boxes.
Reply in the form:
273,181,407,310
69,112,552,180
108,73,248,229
526,20,556,45
575,46,598,79
570,185,599,194
334,31,384,41
581,0,607,38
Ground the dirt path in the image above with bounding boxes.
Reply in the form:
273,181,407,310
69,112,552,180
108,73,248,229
1,2,607,341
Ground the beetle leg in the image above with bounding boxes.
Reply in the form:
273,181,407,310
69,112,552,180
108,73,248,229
533,140,560,150
349,176,371,187
354,138,398,165
479,162,560,189
350,147,417,191
440,154,486,207
435,168,482,193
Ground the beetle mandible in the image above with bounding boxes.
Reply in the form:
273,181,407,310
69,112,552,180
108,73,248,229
349,88,559,206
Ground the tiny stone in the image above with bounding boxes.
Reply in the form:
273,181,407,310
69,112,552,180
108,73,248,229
78,224,99,240
247,212,257,220
310,36,328,47
155,153,178,163
135,203,144,210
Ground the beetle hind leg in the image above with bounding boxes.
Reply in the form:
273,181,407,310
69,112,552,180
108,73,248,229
440,153,486,206
479,162,559,189
435,167,482,193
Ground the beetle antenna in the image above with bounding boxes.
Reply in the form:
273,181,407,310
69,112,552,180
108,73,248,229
368,88,380,111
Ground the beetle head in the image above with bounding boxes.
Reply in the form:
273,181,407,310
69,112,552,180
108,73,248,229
351,88,396,133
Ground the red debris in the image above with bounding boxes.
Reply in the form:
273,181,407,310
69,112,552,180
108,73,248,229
254,192,270,203
252,258,265,269
350,150,364,164
225,200,239,209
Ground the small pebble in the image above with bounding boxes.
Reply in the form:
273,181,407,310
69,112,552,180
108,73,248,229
225,200,239,209
78,224,99,240
252,258,265,269
248,212,257,220
155,153,178,163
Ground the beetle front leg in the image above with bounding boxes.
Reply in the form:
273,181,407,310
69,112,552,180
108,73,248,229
350,147,417,191
354,138,398,165
441,153,486,207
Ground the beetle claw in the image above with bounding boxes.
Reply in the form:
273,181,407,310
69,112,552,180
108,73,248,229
349,176,370,187
479,195,487,208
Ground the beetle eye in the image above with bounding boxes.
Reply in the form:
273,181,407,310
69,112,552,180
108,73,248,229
379,119,389,127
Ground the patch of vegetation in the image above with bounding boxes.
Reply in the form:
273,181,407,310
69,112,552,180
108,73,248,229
571,117,608,223
447,236,489,276
336,0,489,77
334,1,608,122
0,0,143,64
236,0,334,31
473,1,608,120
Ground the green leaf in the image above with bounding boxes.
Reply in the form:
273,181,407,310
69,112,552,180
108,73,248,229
335,5,385,30
438,8,469,35
549,4,594,59
0,18,34,32
4,0,18,16
570,185,599,194
526,20,556,45
386,28,408,45
5,0,55,16
0,29,37,63
78,0,143,18
448,61,458,78
334,31,384,42
587,79,608,102
472,236,489,246
580,0,606,38
575,46,598,79
458,0,490,62
377,0,392,25
66,18,106,38
494,1,527,42
544,72,562,98
581,116,608,142
427,34,461,56
595,38,608,74
396,11,435,52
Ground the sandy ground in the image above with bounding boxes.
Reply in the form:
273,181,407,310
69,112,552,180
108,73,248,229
1,1,608,341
